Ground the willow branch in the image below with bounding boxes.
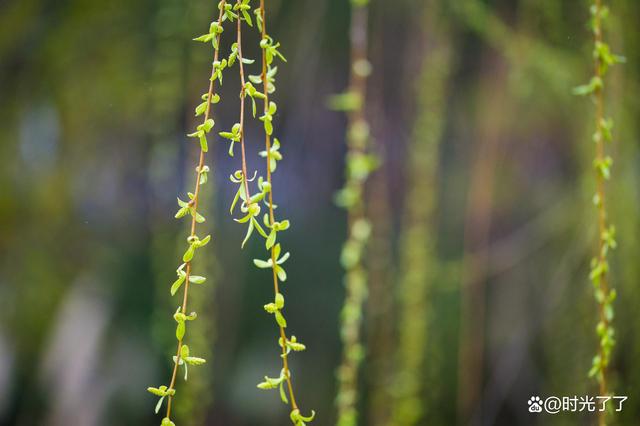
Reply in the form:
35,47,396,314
163,3,226,421
259,0,300,412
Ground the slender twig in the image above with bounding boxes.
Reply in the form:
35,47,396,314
259,0,299,411
163,3,226,420
236,3,252,203
574,1,623,424
219,2,312,423
334,1,375,425
590,1,616,424
593,0,610,403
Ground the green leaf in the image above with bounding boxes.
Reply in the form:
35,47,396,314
155,396,166,414
161,417,176,426
199,135,208,152
279,381,288,404
275,293,285,309
185,356,207,366
253,217,268,238
266,230,276,249
170,275,186,296
275,311,287,328
288,340,306,351
174,309,186,323
257,374,284,390
176,321,186,341
291,409,316,424
277,252,290,265
183,244,195,262
193,34,213,43
180,344,190,359
253,258,272,268
573,76,603,96
275,265,287,282
147,386,168,397
201,119,214,133
197,235,211,247
195,102,207,116
604,304,614,321
175,206,189,219
601,117,614,142
264,118,273,135
195,212,206,223
285,335,306,352
241,219,254,248
264,302,278,313
242,9,252,26
589,355,602,378
189,275,206,284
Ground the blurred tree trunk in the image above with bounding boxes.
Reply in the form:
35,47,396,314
457,55,508,426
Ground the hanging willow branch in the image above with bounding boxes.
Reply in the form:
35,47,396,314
330,0,378,425
574,1,624,425
219,1,315,424
147,3,227,426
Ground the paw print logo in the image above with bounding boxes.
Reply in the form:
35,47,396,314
528,396,543,413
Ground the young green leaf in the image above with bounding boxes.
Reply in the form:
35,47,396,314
189,275,207,284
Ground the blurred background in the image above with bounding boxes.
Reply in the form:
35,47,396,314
1,0,639,425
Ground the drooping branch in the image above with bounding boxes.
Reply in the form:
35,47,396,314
147,3,226,426
219,1,314,424
574,1,624,425
332,1,378,425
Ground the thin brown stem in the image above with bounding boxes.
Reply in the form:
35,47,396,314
336,3,370,424
592,1,610,424
236,3,252,202
164,3,226,418
259,0,299,411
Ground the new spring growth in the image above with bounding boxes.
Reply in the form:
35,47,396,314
173,308,197,346
170,263,206,297
254,243,290,283
147,386,176,414
175,194,205,223
172,344,207,381
187,118,214,152
219,0,315,422
182,234,211,263
148,1,226,423
229,171,273,248
574,1,624,417
259,138,282,172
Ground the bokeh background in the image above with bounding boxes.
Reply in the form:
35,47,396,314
1,0,640,425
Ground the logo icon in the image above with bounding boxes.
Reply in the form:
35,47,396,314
528,396,543,413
